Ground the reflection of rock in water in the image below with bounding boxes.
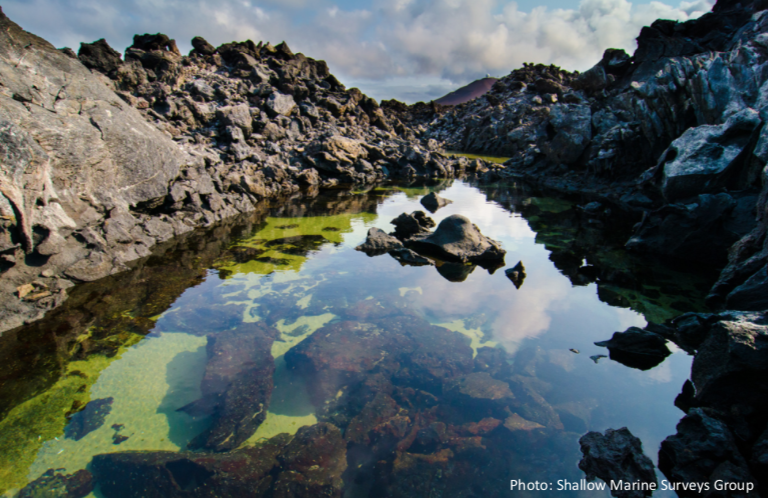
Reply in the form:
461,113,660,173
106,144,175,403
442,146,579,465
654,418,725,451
264,234,328,255
64,397,114,441
91,423,346,498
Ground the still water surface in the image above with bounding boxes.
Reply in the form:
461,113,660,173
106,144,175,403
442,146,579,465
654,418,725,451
0,180,714,497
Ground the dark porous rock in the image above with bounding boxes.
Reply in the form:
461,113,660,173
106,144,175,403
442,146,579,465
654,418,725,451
595,327,671,371
390,211,435,241
91,423,345,498
505,261,526,289
18,469,93,498
355,227,403,256
191,36,216,56
726,265,768,311
579,427,658,498
183,322,279,452
64,397,114,441
389,247,433,266
626,193,757,266
285,316,473,405
419,192,453,213
659,408,754,495
406,214,506,267
78,39,123,75
272,423,347,498
691,312,768,414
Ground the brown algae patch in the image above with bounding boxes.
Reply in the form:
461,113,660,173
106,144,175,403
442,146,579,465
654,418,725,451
444,150,511,164
435,319,497,358
27,332,209,480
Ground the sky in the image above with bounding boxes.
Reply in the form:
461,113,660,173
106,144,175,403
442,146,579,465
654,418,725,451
3,0,714,103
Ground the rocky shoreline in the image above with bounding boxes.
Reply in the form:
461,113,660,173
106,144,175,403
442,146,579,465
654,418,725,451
3,0,768,495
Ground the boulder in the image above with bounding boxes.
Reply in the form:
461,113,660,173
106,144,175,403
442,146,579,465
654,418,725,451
659,108,761,202
182,322,279,452
406,214,505,266
390,211,435,241
78,39,123,75
191,36,216,56
266,92,296,117
579,427,658,498
595,327,671,370
419,192,452,213
216,104,253,134
355,227,403,255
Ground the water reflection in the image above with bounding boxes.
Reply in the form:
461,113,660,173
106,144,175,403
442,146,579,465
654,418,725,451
0,181,716,497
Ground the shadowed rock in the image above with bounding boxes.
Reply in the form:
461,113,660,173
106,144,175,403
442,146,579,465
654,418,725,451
183,322,279,452
390,211,435,241
389,247,433,266
579,427,658,498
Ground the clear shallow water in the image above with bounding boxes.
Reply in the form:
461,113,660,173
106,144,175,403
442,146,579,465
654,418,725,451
0,181,715,497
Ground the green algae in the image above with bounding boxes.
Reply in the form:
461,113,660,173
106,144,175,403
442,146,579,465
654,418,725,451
444,150,511,164
435,319,497,358
27,333,209,482
0,334,143,494
215,213,376,277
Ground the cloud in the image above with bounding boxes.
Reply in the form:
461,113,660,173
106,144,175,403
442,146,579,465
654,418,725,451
1,0,714,102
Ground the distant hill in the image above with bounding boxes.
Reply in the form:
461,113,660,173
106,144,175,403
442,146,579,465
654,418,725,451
435,77,497,105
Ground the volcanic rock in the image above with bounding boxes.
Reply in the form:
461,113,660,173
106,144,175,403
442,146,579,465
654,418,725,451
183,321,279,452
406,215,505,266
595,327,671,370
356,228,403,255
419,192,452,213
579,427,658,498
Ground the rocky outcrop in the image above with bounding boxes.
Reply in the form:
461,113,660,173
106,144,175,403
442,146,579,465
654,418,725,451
416,0,768,308
0,9,467,333
579,427,658,498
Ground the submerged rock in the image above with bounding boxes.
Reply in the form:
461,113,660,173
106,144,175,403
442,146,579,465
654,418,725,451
64,397,114,441
91,423,346,498
579,427,658,498
183,322,279,452
419,192,453,213
285,315,473,405
406,215,505,267
18,469,93,498
355,228,403,256
595,327,671,371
